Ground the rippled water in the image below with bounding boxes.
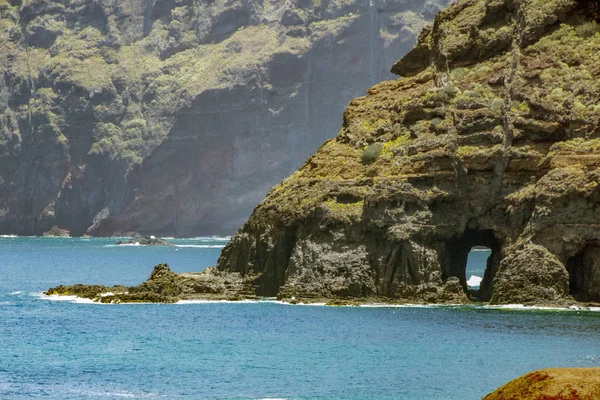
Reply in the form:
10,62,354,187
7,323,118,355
1,237,599,399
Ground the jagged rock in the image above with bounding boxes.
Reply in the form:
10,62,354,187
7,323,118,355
0,0,451,237
203,0,600,305
42,225,70,237
45,263,258,303
484,368,600,400
44,0,600,306
116,235,173,246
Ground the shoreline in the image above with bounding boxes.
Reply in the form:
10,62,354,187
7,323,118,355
38,292,600,312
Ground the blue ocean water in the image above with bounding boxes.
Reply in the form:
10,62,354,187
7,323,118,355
1,237,600,400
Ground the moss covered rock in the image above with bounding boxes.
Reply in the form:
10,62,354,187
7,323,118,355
207,0,600,305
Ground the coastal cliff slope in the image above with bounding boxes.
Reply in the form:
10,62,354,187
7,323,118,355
211,0,600,305
0,0,451,237
48,0,600,306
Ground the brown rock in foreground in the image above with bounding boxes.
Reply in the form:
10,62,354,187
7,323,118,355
484,368,600,400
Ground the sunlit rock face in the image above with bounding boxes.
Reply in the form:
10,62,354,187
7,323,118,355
211,0,600,305
0,0,451,236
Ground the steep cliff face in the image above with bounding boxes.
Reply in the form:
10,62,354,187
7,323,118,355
0,0,451,236
210,0,600,305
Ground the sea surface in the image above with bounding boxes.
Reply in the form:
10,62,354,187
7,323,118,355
2,237,600,400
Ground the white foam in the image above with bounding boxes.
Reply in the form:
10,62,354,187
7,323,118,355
0,234,18,238
174,244,226,248
190,236,231,241
467,275,483,287
71,388,157,398
41,294,96,304
177,299,280,304
10,291,22,295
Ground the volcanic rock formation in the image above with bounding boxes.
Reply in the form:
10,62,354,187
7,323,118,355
210,0,600,305
49,0,600,306
0,0,450,237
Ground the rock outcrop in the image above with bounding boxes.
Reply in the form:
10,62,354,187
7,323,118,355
0,0,451,237
42,225,70,237
207,0,600,306
46,263,256,303
484,368,600,400
44,0,600,306
115,235,173,246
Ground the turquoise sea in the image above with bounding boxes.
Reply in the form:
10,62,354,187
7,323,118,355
2,237,600,399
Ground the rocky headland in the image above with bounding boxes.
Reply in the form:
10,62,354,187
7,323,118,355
484,368,600,400
47,0,600,306
0,0,451,237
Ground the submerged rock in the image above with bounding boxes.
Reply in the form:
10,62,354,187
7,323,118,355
115,235,173,246
484,368,600,400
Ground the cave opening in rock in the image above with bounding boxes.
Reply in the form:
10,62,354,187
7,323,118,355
575,0,600,22
566,245,600,303
443,229,501,302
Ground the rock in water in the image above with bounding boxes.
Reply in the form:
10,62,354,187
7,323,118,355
115,235,174,246
210,0,600,305
45,264,256,303
42,226,70,237
43,1,600,306
483,368,600,400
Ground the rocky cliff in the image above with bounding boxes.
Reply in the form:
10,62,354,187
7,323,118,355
209,0,600,305
48,0,600,306
0,0,450,237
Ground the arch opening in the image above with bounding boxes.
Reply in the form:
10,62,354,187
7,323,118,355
465,246,492,299
442,229,501,302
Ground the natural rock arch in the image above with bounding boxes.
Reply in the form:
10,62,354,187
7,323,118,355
211,0,600,306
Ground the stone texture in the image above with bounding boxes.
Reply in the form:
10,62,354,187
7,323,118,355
483,368,600,400
0,0,451,237
45,0,600,306
206,0,600,305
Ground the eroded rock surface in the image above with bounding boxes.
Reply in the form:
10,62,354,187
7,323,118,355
208,0,600,305
0,0,451,237
484,368,600,400
45,0,600,306
46,263,256,303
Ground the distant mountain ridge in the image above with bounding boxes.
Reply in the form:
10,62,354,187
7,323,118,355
0,0,451,236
